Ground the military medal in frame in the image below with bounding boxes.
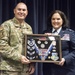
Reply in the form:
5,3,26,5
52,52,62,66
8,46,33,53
25,34,62,63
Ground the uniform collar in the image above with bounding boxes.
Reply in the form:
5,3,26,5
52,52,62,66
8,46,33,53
52,27,62,34
12,17,25,28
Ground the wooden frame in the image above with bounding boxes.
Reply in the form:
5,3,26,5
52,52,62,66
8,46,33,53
25,34,62,63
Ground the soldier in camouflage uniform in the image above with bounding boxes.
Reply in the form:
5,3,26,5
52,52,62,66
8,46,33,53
0,2,35,75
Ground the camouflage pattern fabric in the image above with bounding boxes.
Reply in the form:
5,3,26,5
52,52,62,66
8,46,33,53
0,70,29,75
0,17,33,74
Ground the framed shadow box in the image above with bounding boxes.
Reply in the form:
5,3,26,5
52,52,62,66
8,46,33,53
25,34,62,63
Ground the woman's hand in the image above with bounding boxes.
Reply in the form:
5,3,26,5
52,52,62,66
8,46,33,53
53,58,65,66
59,58,65,66
45,33,52,35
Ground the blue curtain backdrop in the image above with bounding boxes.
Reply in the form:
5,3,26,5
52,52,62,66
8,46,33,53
0,0,75,75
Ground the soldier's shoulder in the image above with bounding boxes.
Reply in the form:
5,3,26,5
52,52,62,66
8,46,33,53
1,19,13,26
0,25,3,30
0,26,4,39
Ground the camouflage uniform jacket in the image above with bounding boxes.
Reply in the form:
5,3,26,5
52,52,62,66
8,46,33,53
0,17,33,71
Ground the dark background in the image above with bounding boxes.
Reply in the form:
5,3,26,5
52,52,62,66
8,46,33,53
0,0,75,33
0,0,75,75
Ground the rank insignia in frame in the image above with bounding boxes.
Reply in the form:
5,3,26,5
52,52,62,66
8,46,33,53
25,34,62,63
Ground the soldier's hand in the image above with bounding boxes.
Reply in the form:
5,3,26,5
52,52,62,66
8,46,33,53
21,55,30,64
29,64,35,74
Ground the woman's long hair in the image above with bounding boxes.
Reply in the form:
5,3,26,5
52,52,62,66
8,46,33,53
47,10,69,30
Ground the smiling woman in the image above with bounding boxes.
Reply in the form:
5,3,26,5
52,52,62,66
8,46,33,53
43,10,75,75
51,13,63,30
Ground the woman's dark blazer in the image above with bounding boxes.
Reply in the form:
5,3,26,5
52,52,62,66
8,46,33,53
43,28,75,75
